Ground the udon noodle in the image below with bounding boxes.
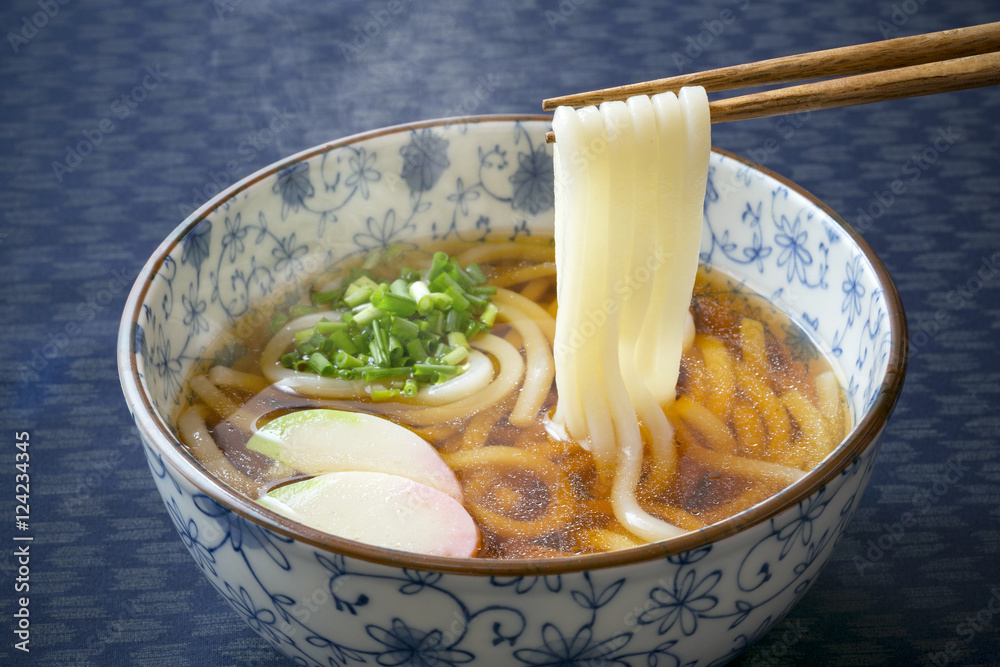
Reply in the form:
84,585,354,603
549,88,712,542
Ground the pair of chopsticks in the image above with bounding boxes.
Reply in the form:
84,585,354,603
543,22,1000,142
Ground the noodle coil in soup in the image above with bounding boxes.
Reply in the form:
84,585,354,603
178,241,850,558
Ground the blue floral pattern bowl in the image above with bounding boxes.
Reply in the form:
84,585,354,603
118,116,907,666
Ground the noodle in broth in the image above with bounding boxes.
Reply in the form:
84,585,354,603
175,237,850,558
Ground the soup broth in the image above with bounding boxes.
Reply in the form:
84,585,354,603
175,236,850,558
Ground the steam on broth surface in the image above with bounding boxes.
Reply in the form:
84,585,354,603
175,236,850,559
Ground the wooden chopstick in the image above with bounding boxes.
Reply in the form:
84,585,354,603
543,23,1000,143
708,51,1000,123
541,21,1000,110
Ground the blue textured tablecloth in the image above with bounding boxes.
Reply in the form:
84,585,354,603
2,0,999,664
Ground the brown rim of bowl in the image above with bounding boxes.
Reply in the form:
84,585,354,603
118,113,908,576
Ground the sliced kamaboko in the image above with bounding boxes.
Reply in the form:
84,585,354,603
245,408,464,502
550,87,711,542
258,471,480,558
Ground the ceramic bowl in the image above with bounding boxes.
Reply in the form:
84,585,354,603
118,116,906,666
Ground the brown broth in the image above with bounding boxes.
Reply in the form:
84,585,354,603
176,237,849,558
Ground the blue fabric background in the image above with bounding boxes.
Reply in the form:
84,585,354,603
1,0,998,664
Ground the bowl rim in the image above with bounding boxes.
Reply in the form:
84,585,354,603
118,113,908,576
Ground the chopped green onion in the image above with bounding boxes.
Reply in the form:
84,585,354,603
447,258,476,289
389,278,410,297
307,352,335,377
465,262,487,285
390,316,420,341
427,251,449,281
441,346,469,366
344,278,378,306
412,363,460,380
355,275,381,290
447,331,470,350
294,328,317,345
402,377,419,397
343,286,374,308
387,334,403,356
333,350,363,369
479,303,498,328
291,304,319,318
409,280,433,314
361,366,413,382
444,308,465,333
464,319,485,339
423,309,444,335
311,289,342,305
369,318,390,366
316,319,347,334
327,330,359,355
267,313,289,334
429,292,453,310
353,304,384,327
272,250,499,395
429,270,460,294
463,291,488,309
405,338,428,362
370,289,418,317
445,286,470,312
399,267,421,282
